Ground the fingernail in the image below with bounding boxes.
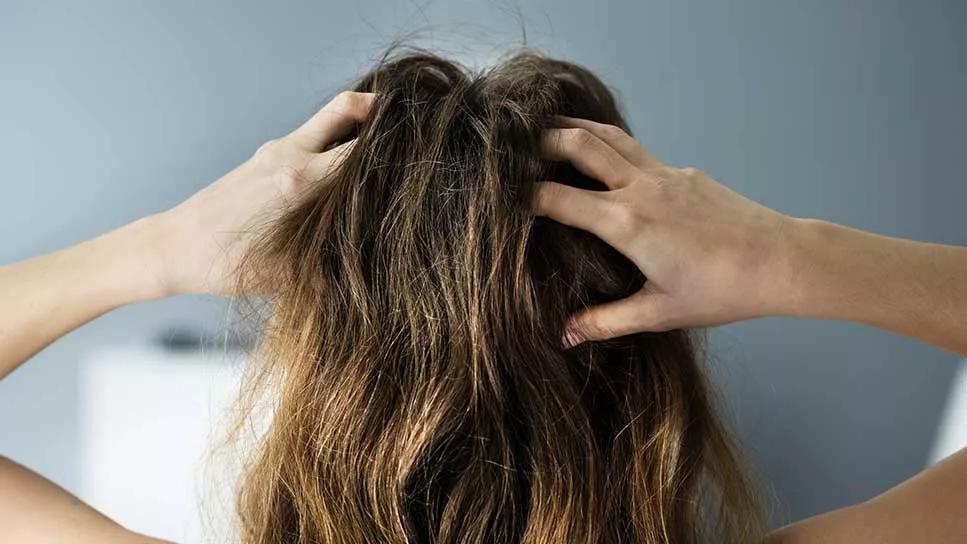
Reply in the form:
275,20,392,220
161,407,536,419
561,328,583,349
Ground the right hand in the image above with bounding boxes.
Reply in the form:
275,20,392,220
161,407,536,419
534,116,797,346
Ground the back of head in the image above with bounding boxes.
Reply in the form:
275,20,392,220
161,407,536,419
233,48,763,544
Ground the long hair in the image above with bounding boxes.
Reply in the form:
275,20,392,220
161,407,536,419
230,48,764,543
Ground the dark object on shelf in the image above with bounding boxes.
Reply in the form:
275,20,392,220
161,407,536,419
155,325,254,353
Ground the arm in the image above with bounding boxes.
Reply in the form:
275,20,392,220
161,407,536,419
535,118,967,356
0,91,375,543
766,447,967,543
0,217,166,380
777,217,967,356
533,116,967,543
0,211,171,543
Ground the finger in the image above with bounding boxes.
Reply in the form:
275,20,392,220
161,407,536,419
553,115,661,170
563,291,671,348
532,181,631,249
303,139,357,181
289,91,376,152
541,128,638,189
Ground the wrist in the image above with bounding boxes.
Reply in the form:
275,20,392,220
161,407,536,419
97,213,176,302
768,216,837,318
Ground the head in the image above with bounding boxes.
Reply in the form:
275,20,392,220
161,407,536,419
231,47,763,543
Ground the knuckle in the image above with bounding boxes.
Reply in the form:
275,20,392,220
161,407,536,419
333,90,354,105
541,181,560,200
605,202,639,239
255,138,280,157
531,186,547,213
333,90,369,113
534,182,565,213
564,127,595,150
274,165,302,196
600,123,627,139
652,169,679,194
679,166,704,180
653,184,679,210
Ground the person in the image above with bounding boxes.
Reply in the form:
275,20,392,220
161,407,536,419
1,50,965,544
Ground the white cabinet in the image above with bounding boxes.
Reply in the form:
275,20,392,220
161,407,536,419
929,361,967,464
77,346,246,543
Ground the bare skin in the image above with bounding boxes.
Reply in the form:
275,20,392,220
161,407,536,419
0,90,375,543
534,116,967,543
537,116,967,356
0,100,965,541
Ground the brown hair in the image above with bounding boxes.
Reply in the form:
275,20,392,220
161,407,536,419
230,47,764,543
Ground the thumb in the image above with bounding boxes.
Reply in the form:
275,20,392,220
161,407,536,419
562,291,671,348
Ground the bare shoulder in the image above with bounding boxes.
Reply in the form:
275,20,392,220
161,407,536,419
0,455,170,544
766,447,967,544
765,501,881,543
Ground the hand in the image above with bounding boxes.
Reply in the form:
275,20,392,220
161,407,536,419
534,116,795,346
152,91,376,296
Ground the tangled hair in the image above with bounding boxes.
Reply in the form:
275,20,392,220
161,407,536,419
231,48,764,543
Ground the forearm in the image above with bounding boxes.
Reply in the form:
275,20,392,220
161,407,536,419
0,216,166,380
777,218,967,356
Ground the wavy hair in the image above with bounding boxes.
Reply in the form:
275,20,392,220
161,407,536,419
230,48,764,543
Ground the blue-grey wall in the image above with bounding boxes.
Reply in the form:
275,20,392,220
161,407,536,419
2,0,965,528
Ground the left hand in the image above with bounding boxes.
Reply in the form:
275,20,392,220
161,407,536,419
151,91,375,296
534,116,795,345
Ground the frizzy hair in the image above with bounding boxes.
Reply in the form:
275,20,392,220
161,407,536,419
228,47,765,543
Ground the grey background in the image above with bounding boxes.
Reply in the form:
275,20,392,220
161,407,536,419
2,0,965,530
